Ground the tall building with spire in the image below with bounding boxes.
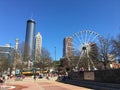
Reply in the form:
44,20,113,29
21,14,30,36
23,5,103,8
15,38,19,51
35,32,42,62
24,19,36,62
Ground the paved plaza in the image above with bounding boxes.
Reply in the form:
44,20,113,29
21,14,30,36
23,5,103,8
0,77,92,90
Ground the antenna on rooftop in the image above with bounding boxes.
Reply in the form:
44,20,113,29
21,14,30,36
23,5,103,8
30,12,34,20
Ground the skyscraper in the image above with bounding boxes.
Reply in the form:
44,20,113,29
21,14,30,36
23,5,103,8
63,37,73,57
35,32,42,62
24,19,36,62
0,44,14,64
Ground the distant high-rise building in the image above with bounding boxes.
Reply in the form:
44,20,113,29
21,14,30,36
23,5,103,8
35,32,42,62
63,37,73,57
15,38,19,51
24,19,36,61
0,44,14,64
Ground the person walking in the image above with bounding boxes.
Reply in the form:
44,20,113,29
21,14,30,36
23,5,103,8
34,74,37,80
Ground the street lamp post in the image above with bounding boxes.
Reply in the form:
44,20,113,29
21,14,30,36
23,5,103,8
54,47,56,71
54,47,56,61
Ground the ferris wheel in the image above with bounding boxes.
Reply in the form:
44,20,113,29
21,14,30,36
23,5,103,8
70,30,104,71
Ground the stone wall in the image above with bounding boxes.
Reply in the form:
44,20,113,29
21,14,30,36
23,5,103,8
68,69,120,84
94,69,120,83
68,71,84,80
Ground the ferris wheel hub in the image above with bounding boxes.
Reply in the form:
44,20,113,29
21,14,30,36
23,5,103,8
81,44,91,52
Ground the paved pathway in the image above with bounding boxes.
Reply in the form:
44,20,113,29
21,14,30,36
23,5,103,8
0,77,92,90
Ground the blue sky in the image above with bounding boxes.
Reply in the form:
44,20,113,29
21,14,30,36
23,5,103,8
0,0,120,60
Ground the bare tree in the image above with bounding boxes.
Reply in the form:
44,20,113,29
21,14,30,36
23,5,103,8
34,47,53,71
13,49,23,69
18,42,25,60
111,34,120,62
98,37,113,69
41,47,53,69
18,42,28,68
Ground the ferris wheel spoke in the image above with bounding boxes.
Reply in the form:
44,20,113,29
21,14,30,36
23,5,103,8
86,31,93,43
85,30,88,44
90,34,99,42
75,33,83,44
73,42,83,52
80,31,85,44
73,37,83,47
77,32,85,45
73,39,80,47
82,31,86,44
73,38,83,46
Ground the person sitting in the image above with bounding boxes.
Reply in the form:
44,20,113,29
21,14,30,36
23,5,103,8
0,78,3,83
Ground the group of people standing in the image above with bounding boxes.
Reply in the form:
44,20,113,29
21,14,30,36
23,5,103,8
33,72,57,80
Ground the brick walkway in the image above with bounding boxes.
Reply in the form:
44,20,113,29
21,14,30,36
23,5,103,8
0,77,92,90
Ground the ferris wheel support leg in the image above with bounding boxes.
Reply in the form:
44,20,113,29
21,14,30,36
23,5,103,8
88,55,96,70
88,58,91,71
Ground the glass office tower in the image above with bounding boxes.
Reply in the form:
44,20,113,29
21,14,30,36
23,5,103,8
24,19,36,62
